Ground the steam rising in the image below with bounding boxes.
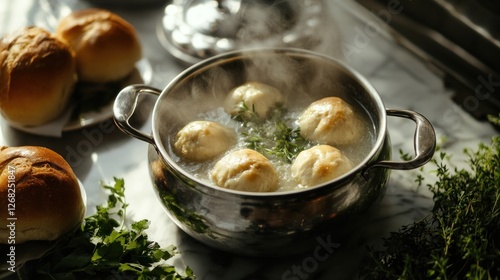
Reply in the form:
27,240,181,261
158,0,346,142
232,0,343,58
157,49,354,148
236,1,293,41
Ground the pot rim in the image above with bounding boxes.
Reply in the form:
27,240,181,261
151,47,387,196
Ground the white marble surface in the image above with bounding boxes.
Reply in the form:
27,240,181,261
0,0,497,279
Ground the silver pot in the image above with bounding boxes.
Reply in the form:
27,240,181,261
113,48,436,257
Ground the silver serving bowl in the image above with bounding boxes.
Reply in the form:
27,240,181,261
113,48,436,257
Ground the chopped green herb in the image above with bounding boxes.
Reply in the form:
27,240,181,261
234,101,311,163
268,121,308,163
19,178,195,280
487,113,500,127
233,100,261,124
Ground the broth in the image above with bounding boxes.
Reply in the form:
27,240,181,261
167,91,375,192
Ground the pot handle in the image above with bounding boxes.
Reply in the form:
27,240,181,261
364,108,436,173
113,84,161,146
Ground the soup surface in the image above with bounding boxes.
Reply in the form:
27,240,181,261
167,82,375,192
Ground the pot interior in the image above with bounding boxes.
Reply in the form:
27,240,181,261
152,48,387,193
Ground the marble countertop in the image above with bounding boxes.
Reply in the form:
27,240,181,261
0,0,497,279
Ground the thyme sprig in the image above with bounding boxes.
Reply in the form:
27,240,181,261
269,121,310,163
233,101,261,124
360,136,500,279
233,101,311,163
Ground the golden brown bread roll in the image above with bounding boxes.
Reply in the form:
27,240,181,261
291,145,353,188
210,149,279,192
55,8,142,83
224,82,284,119
174,121,236,162
0,146,85,244
298,97,364,146
0,26,77,126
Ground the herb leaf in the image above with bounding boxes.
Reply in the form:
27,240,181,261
234,101,311,163
360,137,500,279
19,178,195,280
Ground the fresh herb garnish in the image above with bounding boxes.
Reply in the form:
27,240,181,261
360,136,500,279
20,178,195,280
234,101,311,163
233,101,261,124
269,121,309,163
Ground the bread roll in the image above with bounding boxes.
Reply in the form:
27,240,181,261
0,146,85,244
210,149,279,192
174,121,236,162
291,145,353,188
0,26,77,126
224,82,284,119
56,8,142,83
298,97,364,146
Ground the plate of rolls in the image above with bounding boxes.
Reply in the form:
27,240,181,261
0,146,87,277
0,8,152,136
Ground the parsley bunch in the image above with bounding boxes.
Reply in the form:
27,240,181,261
19,178,195,280
360,136,500,279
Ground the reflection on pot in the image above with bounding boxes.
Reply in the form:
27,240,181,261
147,138,391,256
150,157,211,236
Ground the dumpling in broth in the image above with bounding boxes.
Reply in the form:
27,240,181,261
291,145,353,188
298,97,364,146
174,121,236,162
210,149,279,192
224,82,284,119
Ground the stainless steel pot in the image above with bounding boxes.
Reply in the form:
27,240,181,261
113,48,436,257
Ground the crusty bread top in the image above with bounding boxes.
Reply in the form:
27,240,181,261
0,26,77,126
56,8,142,83
0,146,85,244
